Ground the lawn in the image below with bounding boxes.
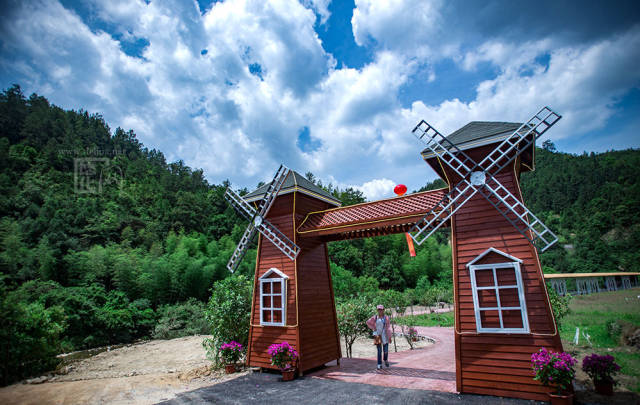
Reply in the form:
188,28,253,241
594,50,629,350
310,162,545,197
559,288,640,393
396,311,454,327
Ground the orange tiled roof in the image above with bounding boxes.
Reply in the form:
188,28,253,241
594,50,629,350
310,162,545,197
297,188,447,237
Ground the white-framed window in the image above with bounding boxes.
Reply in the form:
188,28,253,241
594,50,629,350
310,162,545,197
468,248,530,334
259,268,288,326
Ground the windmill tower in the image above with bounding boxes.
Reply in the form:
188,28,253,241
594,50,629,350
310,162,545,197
225,167,342,374
409,107,567,401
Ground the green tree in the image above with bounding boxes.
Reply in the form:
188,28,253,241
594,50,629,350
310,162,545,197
336,297,371,358
203,275,252,365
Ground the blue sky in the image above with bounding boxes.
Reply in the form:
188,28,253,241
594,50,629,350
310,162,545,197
1,0,639,200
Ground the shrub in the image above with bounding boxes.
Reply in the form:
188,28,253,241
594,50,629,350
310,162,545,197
582,353,621,384
268,341,298,370
531,347,576,394
203,275,252,365
153,298,208,339
546,284,571,330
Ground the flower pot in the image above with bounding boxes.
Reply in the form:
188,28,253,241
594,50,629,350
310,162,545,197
594,379,614,396
548,392,573,405
281,368,296,381
224,364,236,374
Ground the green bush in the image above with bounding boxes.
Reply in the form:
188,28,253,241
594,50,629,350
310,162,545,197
546,283,571,330
203,275,252,365
152,298,209,339
336,296,372,358
0,278,66,385
11,281,157,350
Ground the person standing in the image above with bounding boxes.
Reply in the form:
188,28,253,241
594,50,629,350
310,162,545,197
366,304,392,369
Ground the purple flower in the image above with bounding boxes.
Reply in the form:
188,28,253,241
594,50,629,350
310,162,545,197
531,348,576,393
582,353,621,383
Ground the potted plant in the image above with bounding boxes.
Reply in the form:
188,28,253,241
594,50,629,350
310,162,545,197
220,341,243,373
268,341,298,381
408,327,418,342
582,353,621,396
531,348,576,405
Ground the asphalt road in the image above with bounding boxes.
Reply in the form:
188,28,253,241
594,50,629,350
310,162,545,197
156,371,546,405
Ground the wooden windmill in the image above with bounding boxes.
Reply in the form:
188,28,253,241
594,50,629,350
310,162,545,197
224,106,567,401
224,167,342,374
409,107,567,401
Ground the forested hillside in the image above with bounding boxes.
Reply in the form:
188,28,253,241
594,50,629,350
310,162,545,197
1,85,638,384
521,143,640,274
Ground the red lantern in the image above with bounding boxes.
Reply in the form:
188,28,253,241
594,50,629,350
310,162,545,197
394,184,407,196
393,183,416,257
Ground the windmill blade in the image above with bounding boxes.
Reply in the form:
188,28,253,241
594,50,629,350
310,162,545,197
479,106,561,176
227,224,259,272
224,187,257,222
410,178,478,245
256,165,290,218
256,217,300,261
412,120,479,179
478,175,558,252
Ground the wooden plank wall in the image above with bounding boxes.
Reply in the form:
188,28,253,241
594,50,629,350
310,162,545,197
295,193,342,372
247,194,299,369
449,155,565,402
247,192,341,372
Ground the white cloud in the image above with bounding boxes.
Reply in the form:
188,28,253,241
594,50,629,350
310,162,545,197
1,0,638,202
353,178,397,200
352,0,442,58
302,0,332,24
407,27,640,141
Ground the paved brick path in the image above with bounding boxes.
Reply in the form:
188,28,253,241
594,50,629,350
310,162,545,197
308,327,456,393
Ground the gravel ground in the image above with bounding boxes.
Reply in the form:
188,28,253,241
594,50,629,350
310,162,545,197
341,334,433,358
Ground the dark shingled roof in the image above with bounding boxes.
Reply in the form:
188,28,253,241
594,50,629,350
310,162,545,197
421,121,523,157
243,170,341,207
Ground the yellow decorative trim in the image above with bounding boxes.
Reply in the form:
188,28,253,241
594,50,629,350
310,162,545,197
245,186,340,207
292,191,299,328
544,272,640,279
513,163,558,338
248,233,261,333
436,157,452,188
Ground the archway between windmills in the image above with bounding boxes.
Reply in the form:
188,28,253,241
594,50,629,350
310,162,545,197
224,107,565,402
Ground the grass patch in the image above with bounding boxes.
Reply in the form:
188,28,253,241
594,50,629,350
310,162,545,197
396,311,454,327
560,288,640,393
560,288,640,347
614,351,640,392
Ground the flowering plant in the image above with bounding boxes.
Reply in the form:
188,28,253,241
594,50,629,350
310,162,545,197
268,341,298,370
582,353,621,384
220,341,243,364
408,327,418,339
531,348,576,394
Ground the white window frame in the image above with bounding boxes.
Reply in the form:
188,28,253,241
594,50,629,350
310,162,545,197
259,268,288,327
468,260,530,334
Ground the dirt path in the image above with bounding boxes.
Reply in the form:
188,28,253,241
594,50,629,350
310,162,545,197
0,334,433,405
0,336,247,405
311,327,455,392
